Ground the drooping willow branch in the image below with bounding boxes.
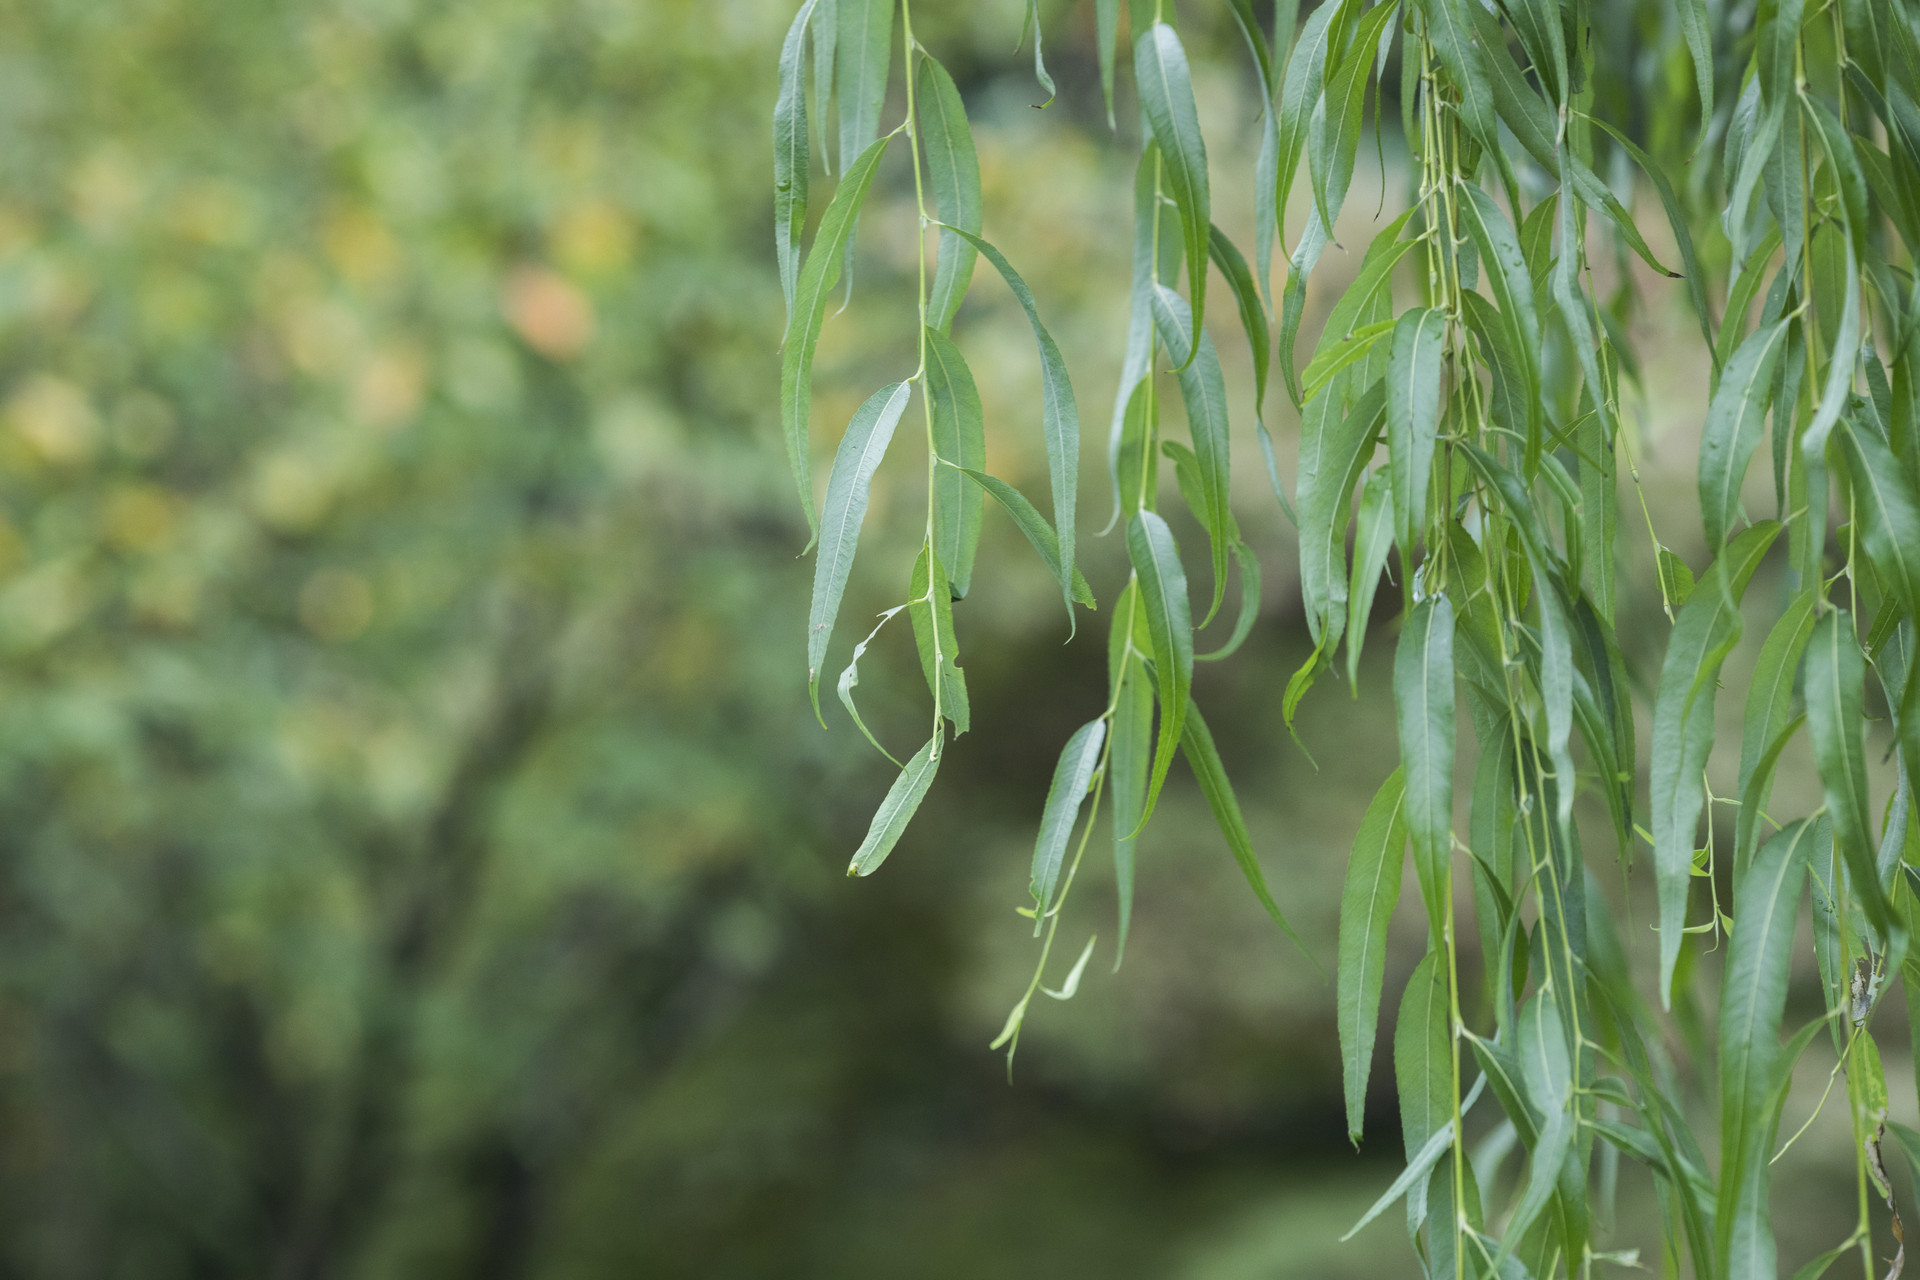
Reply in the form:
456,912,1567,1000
777,1,1920,1275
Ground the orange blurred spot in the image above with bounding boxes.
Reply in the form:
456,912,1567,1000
502,266,594,360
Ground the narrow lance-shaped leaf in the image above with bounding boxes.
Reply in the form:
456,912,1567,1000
951,467,1095,608
1387,307,1446,553
937,225,1079,617
1716,817,1821,1278
1395,947,1454,1236
1341,1076,1488,1244
1180,702,1316,963
1274,0,1341,252
1030,719,1106,922
808,382,913,713
1107,147,1162,533
1198,540,1261,663
1308,1,1396,243
1735,591,1818,870
1676,0,1714,151
1456,185,1543,454
908,544,969,735
1135,22,1210,341
1698,318,1792,549
1838,417,1920,618
1094,0,1119,127
1129,509,1193,830
838,607,905,766
1020,0,1057,107
834,0,892,180
917,56,981,335
1298,377,1386,649
1109,582,1152,967
1339,768,1407,1145
1415,0,1502,161
1177,330,1234,625
1584,115,1718,371
1346,469,1394,684
924,328,985,596
812,0,838,172
1207,224,1271,418
1396,596,1455,941
848,736,941,877
1799,234,1862,577
1502,989,1575,1261
1807,608,1893,931
782,134,892,538
1649,522,1781,1003
774,0,821,324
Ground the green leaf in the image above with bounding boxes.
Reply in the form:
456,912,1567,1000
1297,376,1387,649
1285,209,1414,406
1302,319,1395,404
1807,608,1893,932
1396,596,1455,940
951,468,1095,609
1387,307,1446,554
1274,0,1342,253
1676,0,1714,149
1020,0,1057,108
1109,583,1152,966
848,735,940,876
1394,946,1454,1240
925,327,986,597
1415,0,1502,158
1735,591,1818,869
781,133,891,539
774,0,821,326
1339,768,1407,1146
1340,1074,1485,1243
1108,147,1163,533
1135,21,1210,342
1095,0,1119,127
807,382,913,713
1030,718,1106,920
1308,0,1396,241
1176,331,1234,625
834,0,893,174
838,607,905,766
1207,223,1271,418
1345,469,1394,685
1801,94,1871,252
1180,701,1316,963
1456,185,1544,458
1128,509,1194,831
1583,114,1717,369
812,0,838,172
1715,816,1820,1279
1504,989,1574,1258
1798,233,1862,577
908,544,969,735
1838,416,1920,618
1461,0,1677,277
917,56,981,335
937,225,1080,614
1698,318,1792,549
1150,281,1195,369
1198,540,1261,663
1649,522,1781,1003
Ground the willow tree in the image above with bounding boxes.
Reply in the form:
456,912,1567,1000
777,0,1920,1274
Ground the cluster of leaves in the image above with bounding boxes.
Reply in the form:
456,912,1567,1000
782,0,1920,1275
